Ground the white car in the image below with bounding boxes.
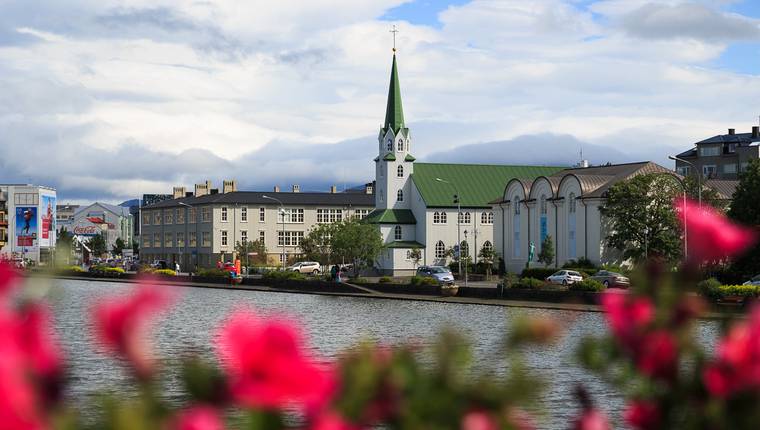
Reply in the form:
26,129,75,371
743,274,760,286
546,270,584,285
288,261,321,274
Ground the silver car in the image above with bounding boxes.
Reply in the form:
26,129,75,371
288,261,321,274
743,274,760,286
546,270,584,285
416,266,455,285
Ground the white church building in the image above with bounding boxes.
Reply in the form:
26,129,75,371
366,53,562,275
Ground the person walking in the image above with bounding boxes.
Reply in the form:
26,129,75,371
330,265,338,282
175,262,180,276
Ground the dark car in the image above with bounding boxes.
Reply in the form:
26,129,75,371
589,270,630,288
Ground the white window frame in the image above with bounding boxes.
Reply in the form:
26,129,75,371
278,231,304,247
397,165,404,177
397,189,404,202
241,207,247,222
241,230,248,243
703,165,717,177
221,207,228,222
221,230,228,247
394,225,402,240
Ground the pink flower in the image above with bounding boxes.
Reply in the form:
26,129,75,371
461,411,498,430
310,412,360,430
635,330,678,381
624,400,661,430
571,409,611,430
601,291,654,351
675,198,756,264
702,307,760,397
93,284,174,378
216,310,335,410
172,405,225,430
0,262,19,303
504,407,537,430
17,304,63,379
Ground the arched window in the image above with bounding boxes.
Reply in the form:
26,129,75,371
481,212,494,224
435,241,446,259
482,240,493,253
394,225,402,240
397,139,404,152
397,189,404,202
397,165,404,177
514,197,521,214
540,195,547,214
386,139,393,151
433,211,447,224
458,212,471,224
569,193,576,213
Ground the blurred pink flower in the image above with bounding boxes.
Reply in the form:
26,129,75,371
571,409,611,430
0,262,19,303
505,407,537,430
310,412,360,430
675,198,756,264
216,310,335,410
461,411,498,430
172,405,225,430
601,291,654,351
636,330,678,382
624,400,661,430
17,304,63,379
703,307,760,397
93,284,174,378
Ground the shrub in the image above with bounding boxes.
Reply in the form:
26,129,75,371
521,268,557,280
263,270,307,282
350,277,368,284
378,276,393,284
152,269,176,277
58,265,84,275
500,273,519,289
569,279,605,292
716,284,760,298
410,276,439,287
515,277,544,289
697,278,722,300
138,265,155,274
104,267,126,274
562,257,596,270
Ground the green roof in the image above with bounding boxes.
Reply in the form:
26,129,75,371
386,241,425,249
411,163,565,208
383,153,397,161
365,209,416,224
382,54,405,135
404,154,416,162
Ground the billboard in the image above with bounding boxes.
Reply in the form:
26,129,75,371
40,195,56,247
15,207,38,250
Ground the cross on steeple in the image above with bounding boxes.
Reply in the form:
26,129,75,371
390,25,399,52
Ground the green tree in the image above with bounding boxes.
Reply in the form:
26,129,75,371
299,223,336,266
599,173,683,263
683,174,724,210
330,218,384,277
537,235,555,267
86,233,108,258
408,248,422,269
112,238,125,256
479,244,495,277
56,227,74,265
727,159,760,277
236,240,267,267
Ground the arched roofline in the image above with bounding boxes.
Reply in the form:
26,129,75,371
503,178,530,200
557,173,584,197
527,176,557,200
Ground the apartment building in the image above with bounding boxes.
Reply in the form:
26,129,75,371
674,126,760,180
0,184,57,265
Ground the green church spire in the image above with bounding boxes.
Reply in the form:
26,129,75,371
383,54,405,135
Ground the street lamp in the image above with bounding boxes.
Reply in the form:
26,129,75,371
262,195,286,270
669,155,701,207
178,201,195,274
435,177,466,287
464,229,469,288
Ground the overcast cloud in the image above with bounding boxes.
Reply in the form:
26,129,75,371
2,0,760,204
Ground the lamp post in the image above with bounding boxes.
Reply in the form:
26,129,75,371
435,177,465,287
178,202,195,274
669,155,701,207
262,195,286,270
464,229,469,287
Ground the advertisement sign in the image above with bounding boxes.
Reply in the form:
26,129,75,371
40,195,56,247
16,207,38,250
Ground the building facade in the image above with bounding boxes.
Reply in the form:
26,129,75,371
674,126,760,180
140,187,374,269
70,203,134,255
0,184,57,265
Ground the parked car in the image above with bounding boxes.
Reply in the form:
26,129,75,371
546,270,584,285
288,261,321,274
416,266,455,285
151,260,167,270
743,274,760,286
589,270,630,288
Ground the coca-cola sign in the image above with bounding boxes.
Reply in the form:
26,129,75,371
73,225,102,236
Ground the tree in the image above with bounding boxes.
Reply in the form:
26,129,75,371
408,248,422,269
236,240,267,267
599,173,683,263
537,235,555,267
727,159,760,277
683,174,724,210
479,244,495,278
56,228,74,265
330,218,384,277
87,233,107,258
299,223,337,266
112,238,125,256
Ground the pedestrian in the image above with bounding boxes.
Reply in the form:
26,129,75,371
330,265,338,282
175,262,180,275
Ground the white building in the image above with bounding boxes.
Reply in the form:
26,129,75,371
367,54,563,275
70,202,134,255
0,184,57,265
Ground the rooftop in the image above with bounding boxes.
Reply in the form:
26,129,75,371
143,191,375,209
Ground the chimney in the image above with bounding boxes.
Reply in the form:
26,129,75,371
223,180,237,194
194,181,211,197
173,186,186,199
210,188,219,195
292,184,300,193
728,128,735,135
365,184,374,194
330,185,337,194
273,185,280,193
753,126,759,138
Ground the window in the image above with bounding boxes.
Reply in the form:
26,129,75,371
142,235,151,248
386,139,393,151
278,208,304,223
394,225,402,240
259,207,265,222
278,231,304,246
317,209,343,223
142,212,151,226
164,209,173,225
13,193,38,205
176,208,185,224
397,190,404,202
482,240,493,253
177,232,185,247
540,196,547,215
481,212,494,224
154,211,162,225
354,209,370,219
514,197,520,214
458,212,471,224
435,241,446,259
241,207,247,222
259,231,265,243
201,207,211,222
397,165,404,177
699,146,720,157
241,230,248,243
202,232,211,247
188,208,196,224
221,207,228,222
676,166,691,176
568,193,576,213
221,230,228,246
723,163,738,174
153,233,161,247
433,211,447,224
189,232,197,247
397,139,404,152
165,233,173,248
703,165,717,178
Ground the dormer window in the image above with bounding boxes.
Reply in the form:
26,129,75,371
397,139,404,152
386,139,393,151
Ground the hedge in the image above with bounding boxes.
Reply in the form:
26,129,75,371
263,271,307,281
520,268,558,280
378,276,393,284
410,276,439,287
697,278,722,300
515,277,545,290
568,279,605,292
152,269,176,277
697,278,760,301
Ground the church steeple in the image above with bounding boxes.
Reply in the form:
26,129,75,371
383,54,405,135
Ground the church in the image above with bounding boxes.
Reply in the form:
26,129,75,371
366,53,563,275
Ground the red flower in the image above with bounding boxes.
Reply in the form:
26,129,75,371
702,307,760,397
601,291,654,351
172,405,225,430
310,412,360,430
461,411,498,430
636,330,678,381
571,409,611,430
216,310,335,410
92,284,175,378
675,198,756,264
0,262,20,303
624,400,661,430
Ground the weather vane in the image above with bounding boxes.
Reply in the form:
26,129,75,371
390,25,399,52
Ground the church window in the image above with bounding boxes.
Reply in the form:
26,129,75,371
397,189,404,202
569,193,576,213
435,241,446,259
458,212,471,224
397,165,404,177
397,139,404,152
514,197,521,214
433,211,447,224
540,195,547,214
394,225,402,240
386,139,393,151
481,212,493,224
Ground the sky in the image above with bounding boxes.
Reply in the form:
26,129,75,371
3,0,760,204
